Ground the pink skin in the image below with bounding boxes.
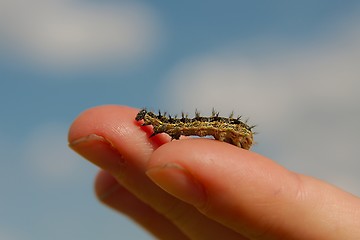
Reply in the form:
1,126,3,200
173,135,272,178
68,105,360,240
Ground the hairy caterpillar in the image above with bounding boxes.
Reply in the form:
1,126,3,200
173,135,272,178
135,109,255,150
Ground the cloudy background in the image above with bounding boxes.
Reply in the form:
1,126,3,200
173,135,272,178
1,1,360,239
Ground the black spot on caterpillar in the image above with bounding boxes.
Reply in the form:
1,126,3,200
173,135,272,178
135,109,255,150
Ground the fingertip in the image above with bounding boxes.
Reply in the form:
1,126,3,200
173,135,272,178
93,172,191,240
68,105,138,143
148,139,304,233
68,105,170,162
94,170,120,201
149,139,301,211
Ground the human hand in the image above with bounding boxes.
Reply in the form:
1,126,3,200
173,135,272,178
68,105,360,240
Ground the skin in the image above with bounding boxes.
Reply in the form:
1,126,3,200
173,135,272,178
68,105,360,240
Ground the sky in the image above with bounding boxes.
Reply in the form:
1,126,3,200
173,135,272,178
1,0,360,239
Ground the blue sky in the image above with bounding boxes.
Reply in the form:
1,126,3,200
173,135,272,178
1,1,360,239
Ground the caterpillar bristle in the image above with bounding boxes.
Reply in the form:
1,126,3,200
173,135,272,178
195,109,201,118
229,111,234,118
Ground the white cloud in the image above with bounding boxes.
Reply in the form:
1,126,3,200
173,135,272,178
0,0,161,69
161,13,360,196
24,123,83,182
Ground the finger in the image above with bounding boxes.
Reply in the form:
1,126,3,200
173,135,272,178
147,139,360,240
68,105,244,240
94,170,189,240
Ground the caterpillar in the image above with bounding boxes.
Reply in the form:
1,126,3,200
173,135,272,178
135,109,255,150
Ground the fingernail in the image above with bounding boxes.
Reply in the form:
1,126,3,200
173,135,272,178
69,133,109,147
146,163,205,207
69,134,126,176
